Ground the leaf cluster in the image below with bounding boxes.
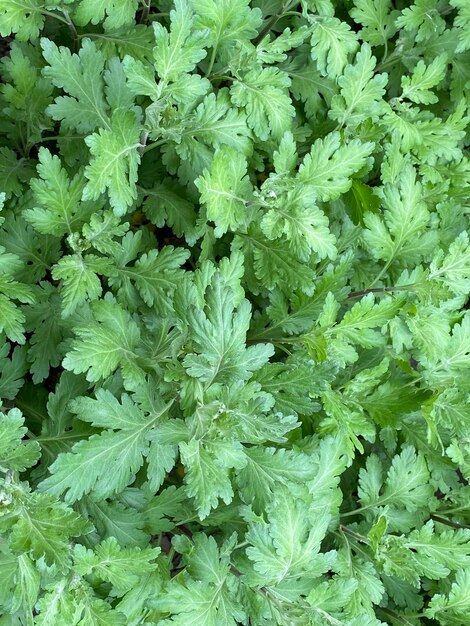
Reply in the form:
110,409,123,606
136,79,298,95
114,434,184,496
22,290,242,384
0,0,469,624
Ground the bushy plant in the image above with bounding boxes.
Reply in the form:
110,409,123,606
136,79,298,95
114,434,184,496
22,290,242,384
0,0,470,624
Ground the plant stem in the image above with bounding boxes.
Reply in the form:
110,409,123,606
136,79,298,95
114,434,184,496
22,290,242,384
143,138,166,154
348,283,417,299
368,258,393,289
42,9,70,26
205,45,218,78
34,135,85,145
146,13,170,19
253,0,299,45
140,0,151,23
59,9,79,49
339,524,370,545
431,514,470,530
381,37,389,66
375,48,400,72
377,606,418,625
138,130,149,157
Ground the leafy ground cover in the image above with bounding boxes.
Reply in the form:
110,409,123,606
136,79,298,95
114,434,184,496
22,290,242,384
0,0,470,624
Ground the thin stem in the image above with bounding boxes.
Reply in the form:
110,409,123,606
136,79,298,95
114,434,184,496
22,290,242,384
253,0,299,45
375,48,403,73
34,134,85,145
138,130,149,157
368,258,393,289
59,9,78,49
205,45,218,78
146,13,170,19
436,505,470,516
341,508,365,519
338,524,370,545
140,0,151,23
377,606,418,625
380,36,389,67
175,516,199,526
246,336,302,346
42,9,70,26
143,138,166,154
431,514,470,530
348,283,417,299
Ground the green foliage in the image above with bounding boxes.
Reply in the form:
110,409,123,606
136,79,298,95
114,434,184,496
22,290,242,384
0,1,469,624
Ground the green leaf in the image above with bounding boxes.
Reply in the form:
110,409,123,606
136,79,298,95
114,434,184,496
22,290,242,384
378,520,470,586
260,194,337,261
81,210,129,254
0,213,60,284
424,312,470,388
396,0,446,42
296,132,375,202
41,38,110,133
309,16,359,78
0,482,89,570
38,389,171,502
329,43,388,127
11,553,40,614
78,497,149,547
343,180,381,226
356,446,435,530
73,537,159,593
401,55,447,104
25,148,89,237
34,578,127,625
282,53,336,120
1,2,470,623
0,148,34,198
83,109,141,216
233,228,317,292
0,0,45,40
1,42,54,146
257,26,310,64
362,164,437,268
74,0,138,30
90,25,154,61
23,283,65,383
429,231,470,296
52,253,114,317
236,446,318,510
244,487,336,586
111,245,189,315
450,0,470,52
0,408,40,472
189,90,252,155
153,0,208,85
0,344,28,400
142,179,199,245
180,438,246,519
331,293,403,348
196,146,253,236
426,568,470,624
231,66,295,140
254,360,329,416
0,240,34,344
62,296,144,385
183,273,274,384
350,0,398,47
193,0,262,65
156,534,242,625
192,0,261,59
